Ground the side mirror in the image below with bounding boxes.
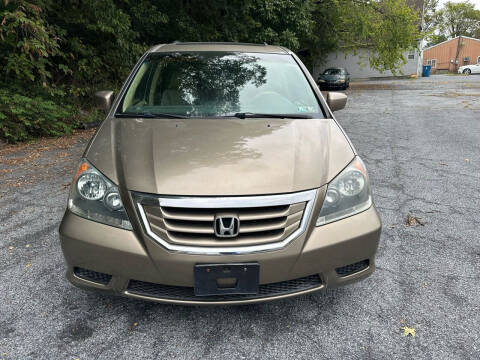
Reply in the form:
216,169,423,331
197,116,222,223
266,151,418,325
327,92,347,112
95,90,114,112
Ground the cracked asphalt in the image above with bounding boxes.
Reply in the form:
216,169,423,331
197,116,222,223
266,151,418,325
1,75,479,359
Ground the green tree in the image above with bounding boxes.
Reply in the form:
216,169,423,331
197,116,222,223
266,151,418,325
436,1,480,38
423,0,442,45
309,0,421,74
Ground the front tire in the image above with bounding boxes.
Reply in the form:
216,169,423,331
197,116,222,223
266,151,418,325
463,69,471,75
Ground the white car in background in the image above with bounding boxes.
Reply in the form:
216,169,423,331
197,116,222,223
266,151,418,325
458,63,480,74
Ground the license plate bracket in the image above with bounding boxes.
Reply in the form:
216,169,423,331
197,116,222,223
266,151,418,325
194,263,259,296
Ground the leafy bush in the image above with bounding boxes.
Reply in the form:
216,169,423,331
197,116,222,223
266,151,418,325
0,88,75,142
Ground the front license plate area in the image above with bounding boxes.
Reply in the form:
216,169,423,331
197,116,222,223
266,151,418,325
194,263,259,296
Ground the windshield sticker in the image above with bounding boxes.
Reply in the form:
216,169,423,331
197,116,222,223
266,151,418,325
297,106,315,113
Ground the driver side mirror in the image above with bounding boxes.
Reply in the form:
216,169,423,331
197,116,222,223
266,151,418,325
327,92,347,112
95,90,114,112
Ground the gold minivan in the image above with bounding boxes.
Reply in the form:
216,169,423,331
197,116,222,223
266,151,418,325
59,42,381,305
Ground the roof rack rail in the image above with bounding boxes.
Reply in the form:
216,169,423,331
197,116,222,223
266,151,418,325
170,41,270,47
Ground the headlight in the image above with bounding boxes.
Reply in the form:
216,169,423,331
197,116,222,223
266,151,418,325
68,159,132,230
339,79,345,83
316,157,372,226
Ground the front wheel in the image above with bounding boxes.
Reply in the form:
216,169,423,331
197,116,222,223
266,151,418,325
463,69,471,75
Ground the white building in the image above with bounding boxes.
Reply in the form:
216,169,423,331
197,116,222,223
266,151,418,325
314,47,423,80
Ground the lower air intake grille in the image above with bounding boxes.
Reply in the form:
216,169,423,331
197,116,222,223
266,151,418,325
127,274,323,302
74,267,112,285
335,260,369,277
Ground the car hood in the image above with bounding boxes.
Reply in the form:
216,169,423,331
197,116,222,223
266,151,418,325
86,117,354,196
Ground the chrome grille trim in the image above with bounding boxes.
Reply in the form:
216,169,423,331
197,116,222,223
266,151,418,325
135,189,317,255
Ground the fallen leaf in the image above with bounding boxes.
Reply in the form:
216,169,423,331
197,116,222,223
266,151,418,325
400,319,405,324
25,263,32,269
406,214,424,226
133,322,138,327
8,246,14,251
401,326,416,337
423,282,427,288
26,244,30,248
439,162,448,166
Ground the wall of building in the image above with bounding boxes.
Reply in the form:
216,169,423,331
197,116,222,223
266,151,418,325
458,38,480,67
314,48,421,80
423,37,480,73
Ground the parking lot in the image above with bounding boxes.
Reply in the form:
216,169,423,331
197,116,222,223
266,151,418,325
1,75,479,359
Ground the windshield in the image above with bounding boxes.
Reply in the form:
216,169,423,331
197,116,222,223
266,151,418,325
117,52,323,118
323,69,343,75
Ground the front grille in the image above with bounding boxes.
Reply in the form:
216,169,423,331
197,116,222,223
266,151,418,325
335,260,369,277
134,190,317,253
126,275,323,302
143,202,306,247
74,267,112,285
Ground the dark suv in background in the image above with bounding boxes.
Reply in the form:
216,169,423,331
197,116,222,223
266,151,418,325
317,67,350,90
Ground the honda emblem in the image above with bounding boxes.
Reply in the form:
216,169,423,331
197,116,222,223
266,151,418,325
214,215,240,238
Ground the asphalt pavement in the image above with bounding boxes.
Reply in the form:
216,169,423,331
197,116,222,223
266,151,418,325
0,75,479,359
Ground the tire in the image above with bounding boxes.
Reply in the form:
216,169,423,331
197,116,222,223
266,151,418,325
463,69,471,75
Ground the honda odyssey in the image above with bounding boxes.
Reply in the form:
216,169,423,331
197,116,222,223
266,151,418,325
59,42,381,305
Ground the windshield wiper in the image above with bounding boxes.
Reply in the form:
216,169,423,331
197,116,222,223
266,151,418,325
231,112,313,119
115,112,188,119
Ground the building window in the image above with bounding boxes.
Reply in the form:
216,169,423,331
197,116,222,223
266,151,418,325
427,59,431,65
408,51,415,60
431,59,436,68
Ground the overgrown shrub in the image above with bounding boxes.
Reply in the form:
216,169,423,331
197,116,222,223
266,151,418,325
0,88,75,142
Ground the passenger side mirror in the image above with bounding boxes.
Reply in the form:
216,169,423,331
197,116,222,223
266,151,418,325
95,90,114,112
327,92,347,112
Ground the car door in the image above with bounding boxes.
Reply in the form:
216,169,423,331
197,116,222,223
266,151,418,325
474,64,480,74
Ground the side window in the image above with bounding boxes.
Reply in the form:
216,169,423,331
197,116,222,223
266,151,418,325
121,62,152,112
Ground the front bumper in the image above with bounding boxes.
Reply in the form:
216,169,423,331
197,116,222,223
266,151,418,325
59,202,381,305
